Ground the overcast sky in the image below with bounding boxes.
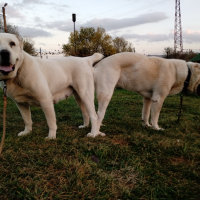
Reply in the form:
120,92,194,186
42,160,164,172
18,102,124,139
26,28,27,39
1,0,200,55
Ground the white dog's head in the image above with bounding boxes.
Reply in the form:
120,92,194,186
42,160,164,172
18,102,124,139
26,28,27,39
0,33,23,80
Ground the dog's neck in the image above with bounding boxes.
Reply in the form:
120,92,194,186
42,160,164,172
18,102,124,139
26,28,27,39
182,64,191,94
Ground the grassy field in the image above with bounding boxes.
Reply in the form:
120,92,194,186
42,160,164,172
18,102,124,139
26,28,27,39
0,88,200,200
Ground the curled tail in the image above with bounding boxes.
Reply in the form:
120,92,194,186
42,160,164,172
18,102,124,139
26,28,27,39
86,53,104,67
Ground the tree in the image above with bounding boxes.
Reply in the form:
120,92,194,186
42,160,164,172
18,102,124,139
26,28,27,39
102,35,116,56
23,37,38,56
163,47,174,58
163,47,198,61
0,18,37,56
63,26,116,57
113,37,135,53
95,27,116,56
78,27,96,55
0,18,20,35
7,24,20,36
0,17,4,33
63,27,135,57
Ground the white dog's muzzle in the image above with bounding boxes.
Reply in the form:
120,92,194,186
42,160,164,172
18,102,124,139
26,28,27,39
0,49,15,75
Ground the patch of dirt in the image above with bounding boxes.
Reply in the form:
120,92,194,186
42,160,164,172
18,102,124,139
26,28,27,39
170,157,192,166
110,139,129,146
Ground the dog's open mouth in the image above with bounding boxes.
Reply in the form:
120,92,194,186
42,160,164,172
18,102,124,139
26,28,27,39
0,64,15,75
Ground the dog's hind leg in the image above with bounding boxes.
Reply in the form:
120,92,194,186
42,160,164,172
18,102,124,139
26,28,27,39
96,92,114,136
142,98,152,127
95,69,120,136
74,79,99,138
95,79,117,136
73,92,90,128
80,94,99,138
16,104,33,136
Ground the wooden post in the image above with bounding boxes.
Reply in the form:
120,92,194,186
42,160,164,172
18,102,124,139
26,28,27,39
2,6,7,33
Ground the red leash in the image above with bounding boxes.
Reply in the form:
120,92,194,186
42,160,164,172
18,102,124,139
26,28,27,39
0,81,7,155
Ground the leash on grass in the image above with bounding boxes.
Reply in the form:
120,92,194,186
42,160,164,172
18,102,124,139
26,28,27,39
0,81,7,155
177,91,184,124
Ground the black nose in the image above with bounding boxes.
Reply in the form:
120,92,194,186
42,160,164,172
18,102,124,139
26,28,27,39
0,49,10,66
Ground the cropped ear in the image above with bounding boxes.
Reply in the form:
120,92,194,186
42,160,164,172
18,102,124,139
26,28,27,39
15,35,23,50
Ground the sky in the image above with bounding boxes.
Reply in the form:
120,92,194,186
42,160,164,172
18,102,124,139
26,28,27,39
0,0,200,55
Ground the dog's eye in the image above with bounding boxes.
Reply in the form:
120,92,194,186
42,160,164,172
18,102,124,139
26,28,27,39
10,41,16,47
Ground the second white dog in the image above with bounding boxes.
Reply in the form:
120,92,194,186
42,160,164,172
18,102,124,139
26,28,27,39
78,52,200,136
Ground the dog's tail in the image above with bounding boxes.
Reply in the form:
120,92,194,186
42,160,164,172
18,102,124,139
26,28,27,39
86,53,104,67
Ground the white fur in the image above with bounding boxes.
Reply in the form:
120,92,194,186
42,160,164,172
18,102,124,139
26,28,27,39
78,52,200,136
0,33,104,139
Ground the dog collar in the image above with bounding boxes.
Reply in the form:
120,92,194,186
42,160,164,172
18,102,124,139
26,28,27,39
182,64,191,94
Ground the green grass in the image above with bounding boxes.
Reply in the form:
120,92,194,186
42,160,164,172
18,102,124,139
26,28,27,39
0,88,200,199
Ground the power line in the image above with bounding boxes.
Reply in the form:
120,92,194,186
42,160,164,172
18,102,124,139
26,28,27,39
33,0,171,50
65,0,170,32
16,0,170,32
79,0,146,20
14,0,145,26
83,0,170,29
9,0,172,52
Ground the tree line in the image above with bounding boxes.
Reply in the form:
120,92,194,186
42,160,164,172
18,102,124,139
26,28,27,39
62,27,135,57
1,19,135,57
2,18,197,61
163,47,198,61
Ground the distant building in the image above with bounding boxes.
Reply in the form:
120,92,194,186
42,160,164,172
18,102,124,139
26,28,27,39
190,53,200,63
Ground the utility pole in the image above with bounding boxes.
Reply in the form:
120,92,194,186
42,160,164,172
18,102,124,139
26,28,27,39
40,47,42,58
72,13,76,55
174,0,183,54
167,48,169,58
2,3,8,33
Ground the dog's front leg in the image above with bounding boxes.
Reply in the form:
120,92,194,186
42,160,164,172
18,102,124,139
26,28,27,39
150,96,165,130
16,103,33,136
40,100,57,139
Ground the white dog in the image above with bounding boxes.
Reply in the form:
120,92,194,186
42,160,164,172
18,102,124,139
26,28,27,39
78,52,200,136
0,33,104,139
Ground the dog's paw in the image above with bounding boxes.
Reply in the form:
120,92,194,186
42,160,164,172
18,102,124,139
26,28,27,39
99,131,106,136
142,122,152,128
87,132,106,138
18,131,31,136
79,125,88,129
87,132,96,138
45,136,56,140
141,120,152,128
153,126,164,131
